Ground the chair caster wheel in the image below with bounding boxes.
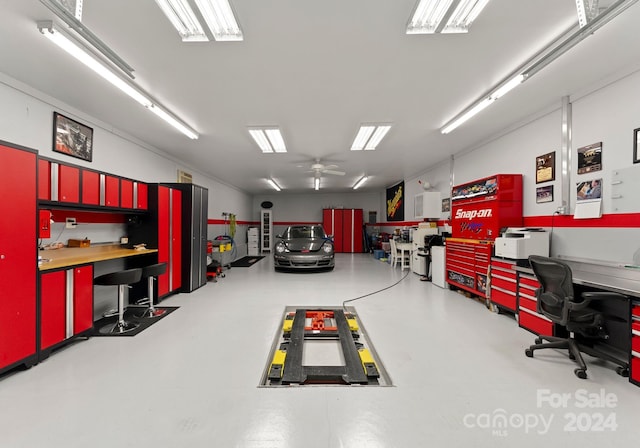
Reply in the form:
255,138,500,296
534,337,542,344
525,348,534,358
574,368,587,379
616,366,629,377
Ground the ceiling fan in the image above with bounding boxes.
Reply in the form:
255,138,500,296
304,159,346,176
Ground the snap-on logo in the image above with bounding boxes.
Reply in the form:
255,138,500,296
455,208,493,220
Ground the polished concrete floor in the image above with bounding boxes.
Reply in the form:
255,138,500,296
1,254,639,447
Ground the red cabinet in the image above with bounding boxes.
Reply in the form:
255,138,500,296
38,158,51,200
39,265,93,353
489,259,517,312
450,174,522,240
323,208,363,253
58,164,81,203
517,272,554,337
446,239,492,298
0,142,37,373
156,185,182,298
630,306,640,385
81,169,101,206
121,179,134,209
136,182,148,210
103,174,120,207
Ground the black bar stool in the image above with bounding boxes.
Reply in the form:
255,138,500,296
138,262,167,318
94,268,142,334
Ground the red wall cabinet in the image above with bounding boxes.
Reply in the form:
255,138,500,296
121,179,134,209
81,169,101,206
135,182,148,210
39,265,93,353
38,158,51,201
58,164,81,203
0,142,37,373
323,208,363,253
103,174,120,207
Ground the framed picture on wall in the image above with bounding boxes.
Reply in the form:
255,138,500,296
53,112,93,162
535,151,555,183
536,185,553,203
441,198,450,213
577,142,602,174
634,128,640,164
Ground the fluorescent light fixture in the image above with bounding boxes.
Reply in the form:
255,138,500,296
154,0,208,41
353,176,368,190
248,128,287,153
195,0,243,41
442,0,490,33
407,0,490,34
365,125,391,150
407,0,454,34
314,177,320,191
441,97,493,134
267,178,281,191
37,21,199,139
147,105,199,139
491,74,525,99
351,125,391,151
38,22,150,106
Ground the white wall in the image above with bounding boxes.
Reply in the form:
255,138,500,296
0,73,253,253
406,68,640,264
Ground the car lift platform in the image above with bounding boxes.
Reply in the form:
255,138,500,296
260,307,391,387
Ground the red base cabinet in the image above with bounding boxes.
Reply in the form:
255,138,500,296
39,265,94,357
446,239,492,298
0,141,38,373
517,271,554,337
489,258,517,312
631,305,640,385
323,208,363,253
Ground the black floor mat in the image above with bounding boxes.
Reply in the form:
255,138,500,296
91,306,178,337
230,256,265,267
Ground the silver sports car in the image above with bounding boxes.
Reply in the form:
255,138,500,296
273,225,335,270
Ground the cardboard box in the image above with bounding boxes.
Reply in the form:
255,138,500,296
68,239,91,248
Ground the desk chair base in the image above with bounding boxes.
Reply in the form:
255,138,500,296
525,336,588,379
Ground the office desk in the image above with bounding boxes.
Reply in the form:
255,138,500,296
396,242,413,271
513,256,640,386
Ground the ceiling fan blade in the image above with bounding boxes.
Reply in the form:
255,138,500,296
323,169,346,176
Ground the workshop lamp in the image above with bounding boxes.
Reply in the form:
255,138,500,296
37,21,198,139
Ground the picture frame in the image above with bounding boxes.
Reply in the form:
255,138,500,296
441,198,451,213
535,151,555,184
536,185,554,204
577,142,602,174
576,178,602,202
634,128,640,164
53,112,93,162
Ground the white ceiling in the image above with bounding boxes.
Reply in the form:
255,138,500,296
1,0,640,194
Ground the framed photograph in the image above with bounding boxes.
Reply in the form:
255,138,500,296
535,151,555,183
577,142,602,174
536,185,554,204
53,112,93,162
441,198,450,213
634,128,640,164
576,178,602,201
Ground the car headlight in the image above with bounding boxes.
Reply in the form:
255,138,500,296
275,242,287,253
322,242,333,254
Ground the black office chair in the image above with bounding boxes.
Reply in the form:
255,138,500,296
525,255,629,379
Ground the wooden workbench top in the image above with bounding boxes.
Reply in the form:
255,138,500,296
38,244,158,271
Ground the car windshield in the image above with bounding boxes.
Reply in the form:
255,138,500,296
284,226,326,239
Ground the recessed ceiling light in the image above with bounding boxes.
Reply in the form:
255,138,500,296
248,128,287,153
351,125,391,151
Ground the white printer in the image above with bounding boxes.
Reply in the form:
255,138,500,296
494,228,550,260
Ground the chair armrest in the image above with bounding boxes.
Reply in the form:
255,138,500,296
569,291,628,311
